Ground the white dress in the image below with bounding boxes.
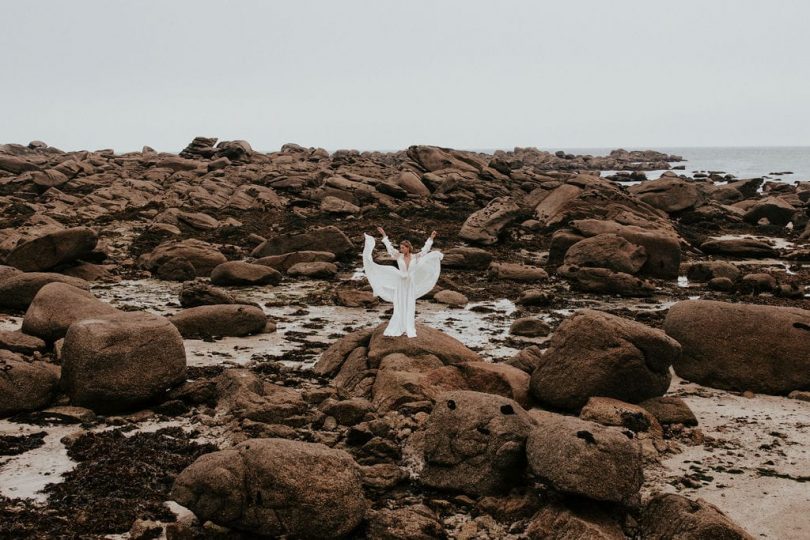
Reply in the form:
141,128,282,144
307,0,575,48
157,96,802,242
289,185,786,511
362,233,443,338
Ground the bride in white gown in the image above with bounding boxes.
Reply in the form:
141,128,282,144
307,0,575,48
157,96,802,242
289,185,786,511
362,226,443,338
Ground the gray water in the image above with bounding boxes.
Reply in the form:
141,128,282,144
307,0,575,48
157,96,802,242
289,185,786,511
544,146,810,183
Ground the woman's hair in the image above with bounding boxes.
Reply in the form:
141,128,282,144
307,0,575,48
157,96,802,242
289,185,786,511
399,240,413,253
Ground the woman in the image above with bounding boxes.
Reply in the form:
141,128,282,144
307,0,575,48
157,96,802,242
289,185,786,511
362,226,443,338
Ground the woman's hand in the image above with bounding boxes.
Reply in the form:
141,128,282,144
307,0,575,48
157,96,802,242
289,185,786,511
377,226,386,237
430,230,437,239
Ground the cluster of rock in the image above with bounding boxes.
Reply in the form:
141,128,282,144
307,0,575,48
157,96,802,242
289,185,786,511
164,305,759,538
2,137,807,538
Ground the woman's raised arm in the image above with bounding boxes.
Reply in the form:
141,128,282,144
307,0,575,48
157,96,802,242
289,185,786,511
419,230,438,256
381,235,400,259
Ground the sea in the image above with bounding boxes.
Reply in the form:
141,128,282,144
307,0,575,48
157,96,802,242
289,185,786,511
542,146,810,183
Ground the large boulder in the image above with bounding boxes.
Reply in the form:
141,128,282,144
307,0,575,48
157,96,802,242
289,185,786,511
422,361,532,408
313,326,375,377
370,353,442,412
60,311,187,413
170,305,268,338
210,261,281,286
742,196,796,226
534,184,583,227
255,251,335,272
61,312,186,412
488,262,548,282
4,227,97,272
563,234,647,275
215,369,309,424
526,412,643,504
0,272,90,311
570,219,681,278
419,391,536,495
640,493,754,540
532,176,673,233
629,178,704,213
557,265,655,297
287,261,338,279
700,238,777,258
459,197,522,245
639,396,698,427
683,261,740,282
179,280,238,307
366,505,444,540
0,154,39,174
367,323,483,366
407,145,480,173
526,503,625,540
251,226,354,258
441,247,493,270
0,330,46,354
0,350,60,417
663,300,810,394
139,239,227,277
22,282,119,342
530,309,679,410
394,170,431,196
171,438,367,538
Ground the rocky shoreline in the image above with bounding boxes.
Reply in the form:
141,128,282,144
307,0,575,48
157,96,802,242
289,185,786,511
0,139,808,539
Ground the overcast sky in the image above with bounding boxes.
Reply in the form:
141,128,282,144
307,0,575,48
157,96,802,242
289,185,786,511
2,0,809,152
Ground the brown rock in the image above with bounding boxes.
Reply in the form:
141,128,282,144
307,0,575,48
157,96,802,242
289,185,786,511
171,438,367,538
0,350,59,417
530,309,678,410
0,272,90,311
0,330,46,354
629,178,704,213
255,250,335,271
251,226,354,258
441,247,493,270
526,503,625,540
366,505,444,540
640,493,754,539
557,265,655,297
179,280,238,307
61,311,186,413
210,261,282,286
287,261,338,279
663,300,810,394
488,262,549,281
433,289,468,306
564,234,647,275
459,197,522,245
509,317,551,337
139,239,227,277
5,227,98,272
700,238,777,258
367,323,483,366
639,396,698,426
580,396,662,434
742,196,796,226
170,305,267,338
526,411,643,504
420,391,536,495
22,282,120,342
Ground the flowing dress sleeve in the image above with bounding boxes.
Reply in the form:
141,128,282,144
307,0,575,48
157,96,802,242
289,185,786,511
381,235,400,260
413,236,443,299
362,233,402,302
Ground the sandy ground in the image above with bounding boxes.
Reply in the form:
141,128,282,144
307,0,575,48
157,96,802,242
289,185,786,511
1,276,808,538
643,376,810,539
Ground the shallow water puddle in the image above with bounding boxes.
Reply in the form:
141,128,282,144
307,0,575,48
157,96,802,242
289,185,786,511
90,278,544,367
